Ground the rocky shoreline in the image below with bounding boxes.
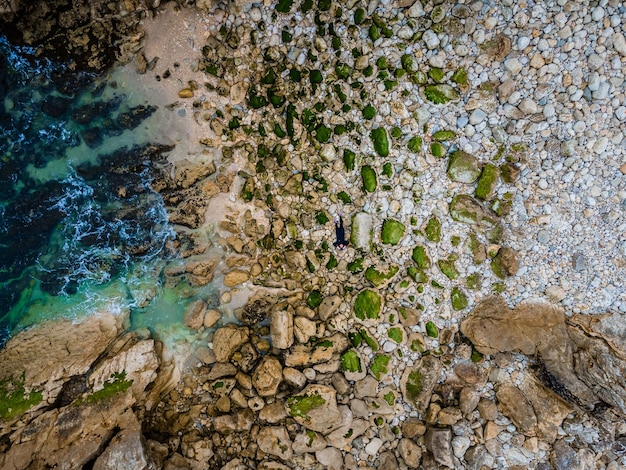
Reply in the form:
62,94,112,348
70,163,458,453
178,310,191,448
2,0,626,469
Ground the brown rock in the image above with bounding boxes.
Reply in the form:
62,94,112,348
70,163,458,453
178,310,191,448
400,355,442,413
270,308,294,349
318,295,342,321
285,384,342,434
398,438,422,467
212,325,249,362
491,246,519,278
183,299,207,330
178,88,194,98
496,384,537,434
257,426,293,460
252,356,283,397
213,410,254,434
224,270,250,287
425,427,454,468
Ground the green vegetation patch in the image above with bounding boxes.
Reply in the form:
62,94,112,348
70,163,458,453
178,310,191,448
451,286,469,310
341,350,361,373
361,165,378,192
407,136,422,153
370,354,391,380
337,191,352,204
370,127,390,157
388,327,403,344
362,104,376,120
424,84,460,104
475,163,499,200
276,0,294,13
84,372,133,405
288,392,326,419
383,391,395,406
432,130,456,142
451,67,468,86
343,149,356,171
381,219,405,245
307,290,323,309
411,245,431,269
405,370,423,402
0,375,43,420
425,321,438,338
424,216,441,243
438,254,459,280
354,289,382,320
316,211,330,225
365,265,399,287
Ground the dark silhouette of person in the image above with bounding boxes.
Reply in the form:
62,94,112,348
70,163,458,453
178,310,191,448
334,215,348,250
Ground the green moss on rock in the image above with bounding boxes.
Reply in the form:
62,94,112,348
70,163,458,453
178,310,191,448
343,149,356,171
341,350,361,372
361,165,378,192
437,253,459,280
307,290,323,309
354,289,382,320
0,375,43,420
388,327,403,343
447,150,481,183
424,216,441,242
381,219,405,245
475,163,499,200
425,321,438,338
288,392,326,419
370,354,391,380
370,127,390,157
424,84,460,104
411,245,431,269
451,286,468,310
407,136,422,153
365,265,399,287
432,130,456,142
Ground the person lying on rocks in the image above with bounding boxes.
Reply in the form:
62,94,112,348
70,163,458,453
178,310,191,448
333,215,349,250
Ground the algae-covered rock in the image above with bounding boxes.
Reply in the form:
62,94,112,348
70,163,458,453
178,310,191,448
361,165,378,192
449,195,501,242
286,384,342,434
350,212,373,251
354,289,382,320
411,245,431,269
438,254,459,280
424,84,460,104
401,355,442,413
424,216,441,242
491,247,520,279
381,219,406,245
447,150,481,183
365,265,400,288
370,354,391,380
475,163,499,200
451,286,469,310
370,127,390,157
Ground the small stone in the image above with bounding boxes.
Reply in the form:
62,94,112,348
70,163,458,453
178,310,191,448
469,109,486,125
452,435,471,459
546,285,566,303
257,426,293,460
183,299,207,330
316,447,343,470
504,58,523,75
587,53,604,71
491,247,519,279
365,437,383,456
529,53,545,69
253,356,283,397
398,438,422,467
518,98,538,115
447,150,481,183
613,32,626,56
178,88,194,98
425,427,454,468
423,30,440,49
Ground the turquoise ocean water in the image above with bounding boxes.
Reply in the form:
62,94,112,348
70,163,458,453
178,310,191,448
0,35,206,348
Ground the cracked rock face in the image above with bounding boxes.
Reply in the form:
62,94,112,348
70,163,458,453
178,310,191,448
462,297,626,417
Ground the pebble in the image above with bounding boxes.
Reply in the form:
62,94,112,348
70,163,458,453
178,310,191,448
504,58,523,75
423,30,440,50
365,437,383,456
469,109,487,125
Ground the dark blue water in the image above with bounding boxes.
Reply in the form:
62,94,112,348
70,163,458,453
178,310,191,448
0,36,177,346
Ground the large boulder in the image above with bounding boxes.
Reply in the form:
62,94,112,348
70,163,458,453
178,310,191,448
285,384,343,434
462,297,626,417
